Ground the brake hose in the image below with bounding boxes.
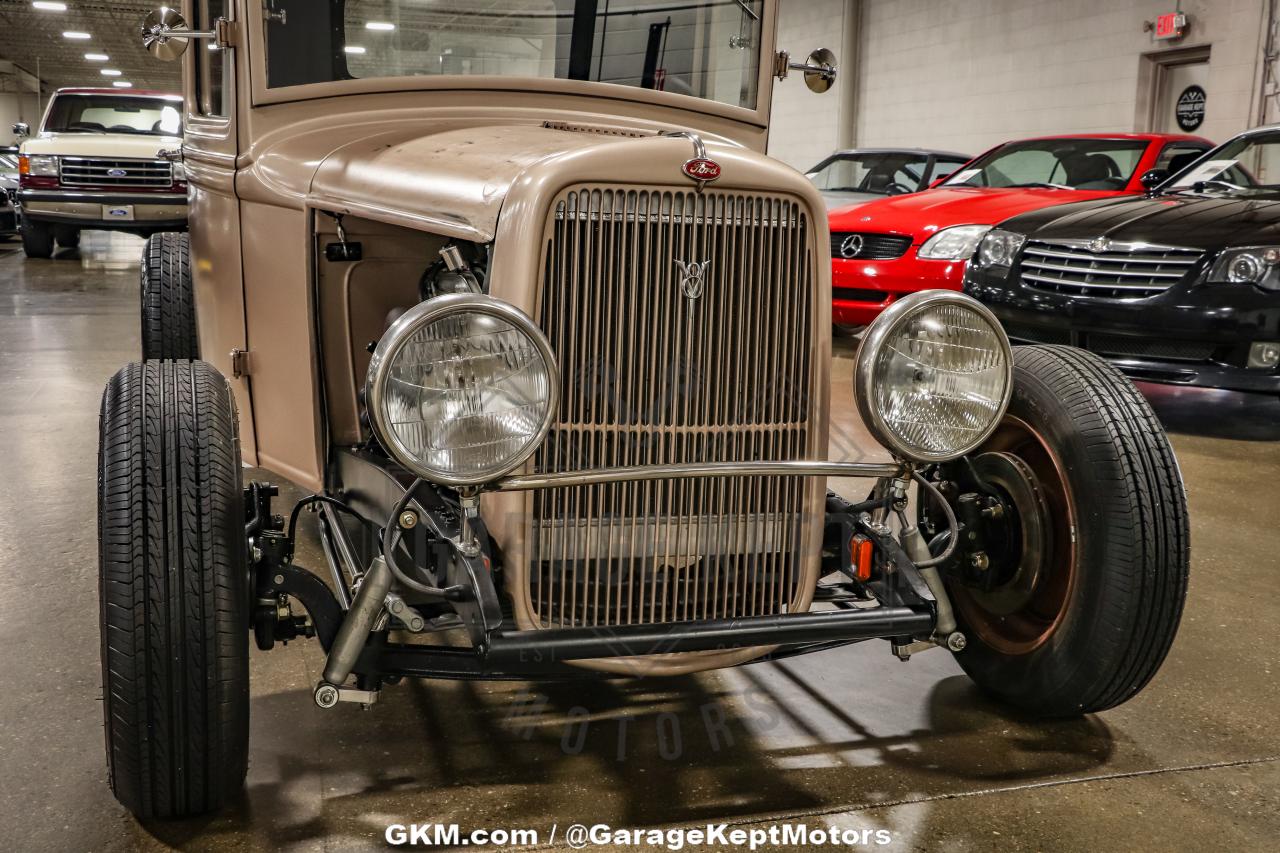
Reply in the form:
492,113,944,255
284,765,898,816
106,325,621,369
912,472,959,569
380,478,451,597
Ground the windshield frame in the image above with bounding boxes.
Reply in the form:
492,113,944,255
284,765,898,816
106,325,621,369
245,0,778,128
1159,128,1280,194
942,137,1152,191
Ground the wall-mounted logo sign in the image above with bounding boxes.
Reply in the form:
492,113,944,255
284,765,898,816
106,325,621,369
1154,12,1186,40
1176,85,1206,132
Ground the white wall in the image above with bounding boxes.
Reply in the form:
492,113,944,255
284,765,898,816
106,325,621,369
852,0,1270,155
768,0,858,171
0,92,43,145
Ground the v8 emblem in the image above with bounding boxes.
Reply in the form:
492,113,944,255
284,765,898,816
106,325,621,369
674,259,711,300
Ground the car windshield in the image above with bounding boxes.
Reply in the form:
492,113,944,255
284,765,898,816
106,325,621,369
0,153,18,170
806,152,931,195
43,95,182,136
1164,131,1280,192
262,0,763,109
943,138,1148,190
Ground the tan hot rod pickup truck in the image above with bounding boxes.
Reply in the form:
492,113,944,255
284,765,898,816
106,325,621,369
96,1,1189,822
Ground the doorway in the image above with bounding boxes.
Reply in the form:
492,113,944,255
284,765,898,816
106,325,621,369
1138,45,1211,134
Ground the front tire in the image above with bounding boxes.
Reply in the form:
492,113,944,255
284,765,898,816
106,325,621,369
946,345,1189,717
98,360,249,818
21,220,53,258
54,225,81,249
141,232,199,360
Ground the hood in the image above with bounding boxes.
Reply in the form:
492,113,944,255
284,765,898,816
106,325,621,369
305,124,663,242
828,186,1122,242
998,191,1280,250
21,133,182,159
820,190,886,210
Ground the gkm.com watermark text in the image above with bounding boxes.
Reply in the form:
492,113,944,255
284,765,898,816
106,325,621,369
385,822,894,849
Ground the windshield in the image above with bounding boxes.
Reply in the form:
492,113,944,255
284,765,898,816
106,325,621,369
263,0,763,109
943,138,1148,191
43,95,182,136
0,153,18,171
1165,131,1280,192
807,152,932,195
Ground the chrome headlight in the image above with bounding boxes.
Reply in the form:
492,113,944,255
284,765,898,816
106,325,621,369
1208,246,1280,290
855,291,1013,463
366,294,558,486
917,224,993,260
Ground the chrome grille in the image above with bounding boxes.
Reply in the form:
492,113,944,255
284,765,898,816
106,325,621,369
58,157,172,188
527,186,820,628
1020,240,1202,298
830,231,912,260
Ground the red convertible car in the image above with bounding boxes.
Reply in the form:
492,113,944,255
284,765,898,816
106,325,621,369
828,133,1212,328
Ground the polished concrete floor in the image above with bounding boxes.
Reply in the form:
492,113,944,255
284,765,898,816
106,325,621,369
0,231,1277,852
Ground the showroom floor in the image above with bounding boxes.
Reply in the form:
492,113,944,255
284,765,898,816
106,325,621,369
0,232,1277,852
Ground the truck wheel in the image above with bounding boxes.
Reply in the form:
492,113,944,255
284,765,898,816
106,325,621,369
98,360,249,818
54,225,81,249
945,345,1189,717
21,220,54,258
141,232,199,359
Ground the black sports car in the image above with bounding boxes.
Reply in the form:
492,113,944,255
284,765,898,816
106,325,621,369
964,125,1280,395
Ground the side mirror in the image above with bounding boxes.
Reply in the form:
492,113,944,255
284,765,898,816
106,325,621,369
11,122,29,139
140,7,227,60
775,48,838,93
1140,168,1169,192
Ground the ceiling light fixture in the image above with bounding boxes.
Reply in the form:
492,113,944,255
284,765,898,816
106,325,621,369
63,31,92,39
100,69,122,77
84,53,109,61
344,45,367,54
365,21,395,31
33,2,68,11
112,81,133,88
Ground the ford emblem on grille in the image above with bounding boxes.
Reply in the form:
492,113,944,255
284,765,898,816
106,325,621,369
840,234,864,258
681,158,721,183
106,168,128,177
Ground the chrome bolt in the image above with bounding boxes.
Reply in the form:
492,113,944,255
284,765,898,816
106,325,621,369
273,573,285,585
398,510,419,529
314,684,339,709
969,553,989,571
946,632,967,652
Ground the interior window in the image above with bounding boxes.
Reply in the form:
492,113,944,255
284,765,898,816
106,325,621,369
196,0,232,117
1156,144,1208,171
806,152,931,195
945,139,1148,190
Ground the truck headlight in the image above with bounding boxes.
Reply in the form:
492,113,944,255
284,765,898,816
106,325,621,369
1208,247,1280,290
917,224,993,260
22,154,59,177
855,291,1012,463
366,294,558,486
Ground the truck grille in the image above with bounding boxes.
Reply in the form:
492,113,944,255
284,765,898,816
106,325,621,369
1020,240,1202,299
58,157,173,189
830,231,912,260
526,186,822,628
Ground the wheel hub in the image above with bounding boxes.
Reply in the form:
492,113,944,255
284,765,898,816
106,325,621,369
965,451,1053,616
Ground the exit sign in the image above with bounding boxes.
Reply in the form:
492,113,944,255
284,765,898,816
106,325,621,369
1155,12,1187,39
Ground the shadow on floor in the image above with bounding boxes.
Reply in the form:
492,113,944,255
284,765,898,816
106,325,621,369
1137,382,1280,442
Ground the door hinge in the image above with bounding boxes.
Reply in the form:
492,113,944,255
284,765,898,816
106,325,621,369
213,16,235,49
230,348,252,379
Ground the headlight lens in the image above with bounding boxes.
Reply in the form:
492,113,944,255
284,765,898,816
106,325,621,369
975,229,1027,269
1208,247,1280,290
25,155,59,177
366,294,558,486
917,224,993,260
855,291,1013,462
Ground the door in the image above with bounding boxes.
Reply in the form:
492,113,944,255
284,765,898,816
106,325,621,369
1153,58,1209,135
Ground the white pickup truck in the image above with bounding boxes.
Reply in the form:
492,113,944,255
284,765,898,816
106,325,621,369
14,88,188,258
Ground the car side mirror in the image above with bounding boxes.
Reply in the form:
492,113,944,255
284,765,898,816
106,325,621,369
774,48,838,93
11,123,29,139
1140,168,1169,192
139,7,229,60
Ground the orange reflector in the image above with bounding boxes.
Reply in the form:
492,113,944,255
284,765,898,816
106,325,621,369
851,534,873,581
18,155,30,176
